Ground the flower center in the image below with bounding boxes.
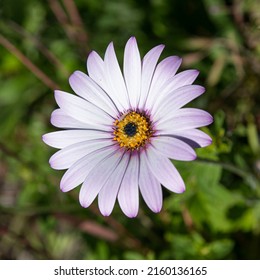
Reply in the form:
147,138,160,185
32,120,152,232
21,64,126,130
113,111,153,150
124,122,137,137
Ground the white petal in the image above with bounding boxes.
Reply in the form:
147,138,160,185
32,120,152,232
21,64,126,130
152,136,196,161
149,69,199,111
152,56,182,86
138,45,165,109
118,153,139,218
86,51,107,90
49,138,114,170
98,153,130,216
79,149,123,208
152,85,205,120
163,69,199,94
139,152,162,213
54,90,113,128
60,145,115,192
158,129,212,148
42,130,110,149
146,146,185,193
156,108,213,132
123,37,141,109
145,57,182,109
104,42,129,111
69,70,118,116
51,109,93,129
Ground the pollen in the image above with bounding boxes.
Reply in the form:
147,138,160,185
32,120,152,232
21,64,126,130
113,111,153,150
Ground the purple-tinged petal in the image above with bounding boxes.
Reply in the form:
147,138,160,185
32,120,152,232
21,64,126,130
123,37,141,109
86,50,124,115
54,90,113,128
158,129,212,148
51,109,93,129
42,130,110,149
79,149,123,208
138,44,165,109
98,153,130,216
69,71,118,116
104,42,129,111
165,69,199,93
118,153,139,218
145,56,182,109
86,51,107,90
156,108,213,132
146,147,185,193
139,152,162,213
49,139,114,170
60,146,115,192
152,136,196,161
149,69,200,110
152,85,205,120
152,56,182,86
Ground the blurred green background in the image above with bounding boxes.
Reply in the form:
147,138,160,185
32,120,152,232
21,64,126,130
0,0,260,260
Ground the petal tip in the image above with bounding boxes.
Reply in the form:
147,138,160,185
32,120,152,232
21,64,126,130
60,183,67,193
108,41,114,48
79,190,91,208
157,44,165,50
49,154,58,167
87,50,100,66
197,85,205,93
203,136,213,147
148,200,162,213
101,212,111,217
129,36,136,42
42,134,47,144
192,154,197,161
177,57,183,64
54,90,62,104
54,89,61,96
49,155,60,170
50,115,56,126
180,187,186,193
49,158,54,168
69,70,79,81
127,214,137,219
152,206,162,214
174,183,186,194
151,44,165,55
208,114,214,125
87,50,94,57
126,37,138,50
125,210,138,218
79,199,88,208
191,69,200,77
99,204,113,217
176,185,186,194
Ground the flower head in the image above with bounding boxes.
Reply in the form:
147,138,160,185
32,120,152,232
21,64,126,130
43,37,213,218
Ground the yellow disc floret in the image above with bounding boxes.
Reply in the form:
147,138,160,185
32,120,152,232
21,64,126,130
113,111,152,150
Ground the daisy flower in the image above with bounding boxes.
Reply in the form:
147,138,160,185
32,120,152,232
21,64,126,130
43,37,213,218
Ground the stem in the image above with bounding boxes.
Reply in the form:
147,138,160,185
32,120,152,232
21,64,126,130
197,157,246,176
7,21,69,77
0,34,59,90
48,0,89,56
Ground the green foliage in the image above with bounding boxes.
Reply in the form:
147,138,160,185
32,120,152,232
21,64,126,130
0,0,260,260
